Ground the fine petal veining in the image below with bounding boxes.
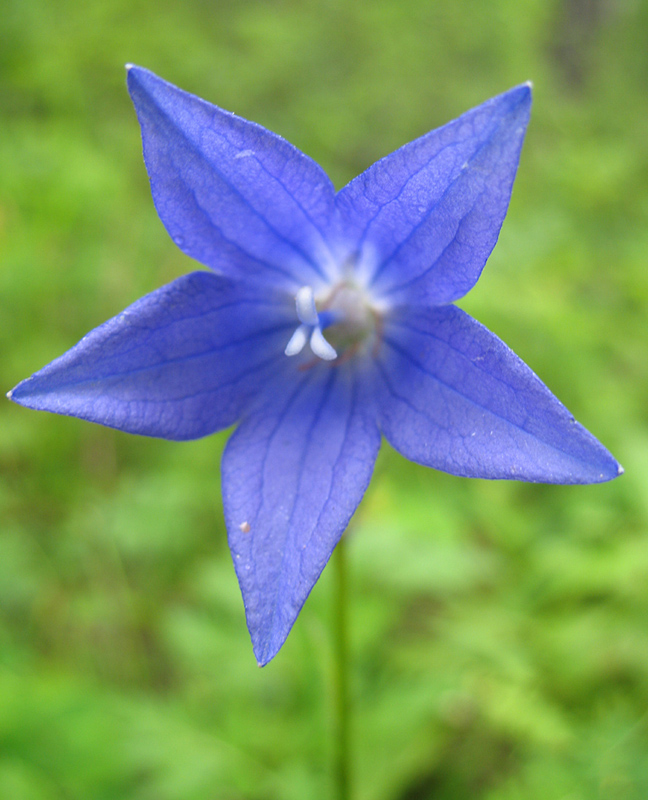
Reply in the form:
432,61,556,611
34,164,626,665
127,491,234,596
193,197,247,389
9,67,622,666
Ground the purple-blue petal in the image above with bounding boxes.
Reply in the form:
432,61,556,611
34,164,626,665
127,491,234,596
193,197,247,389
336,85,531,305
127,66,337,291
9,272,294,440
376,306,621,483
222,364,380,666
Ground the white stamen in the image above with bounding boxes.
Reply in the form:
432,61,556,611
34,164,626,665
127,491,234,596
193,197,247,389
295,286,319,326
310,327,337,361
284,324,309,356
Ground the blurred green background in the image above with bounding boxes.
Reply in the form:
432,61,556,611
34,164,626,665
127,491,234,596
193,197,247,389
1,0,647,798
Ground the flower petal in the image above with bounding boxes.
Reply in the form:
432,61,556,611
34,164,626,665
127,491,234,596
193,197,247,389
222,364,380,665
9,272,294,440
127,66,337,291
376,306,621,483
336,85,531,305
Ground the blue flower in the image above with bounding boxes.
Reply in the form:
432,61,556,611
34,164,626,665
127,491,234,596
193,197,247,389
9,67,621,665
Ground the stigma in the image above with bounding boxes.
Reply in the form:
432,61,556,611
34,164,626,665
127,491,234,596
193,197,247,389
284,286,337,360
284,282,380,363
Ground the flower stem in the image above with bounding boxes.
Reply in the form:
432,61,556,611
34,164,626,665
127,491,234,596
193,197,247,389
332,533,351,800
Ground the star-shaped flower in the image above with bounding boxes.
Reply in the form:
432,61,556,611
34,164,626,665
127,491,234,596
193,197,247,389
9,67,621,665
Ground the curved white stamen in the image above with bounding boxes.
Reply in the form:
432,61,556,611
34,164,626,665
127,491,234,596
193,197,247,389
284,324,309,356
295,286,319,326
310,327,337,361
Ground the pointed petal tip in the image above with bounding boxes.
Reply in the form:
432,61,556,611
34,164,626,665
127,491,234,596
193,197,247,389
251,619,287,666
125,64,144,82
126,64,145,86
7,380,28,404
126,64,154,93
7,377,39,407
592,455,623,484
498,82,531,114
254,642,277,668
6,382,28,404
511,81,532,106
555,445,622,485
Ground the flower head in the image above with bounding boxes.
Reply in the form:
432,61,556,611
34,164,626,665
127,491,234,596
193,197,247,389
9,67,622,665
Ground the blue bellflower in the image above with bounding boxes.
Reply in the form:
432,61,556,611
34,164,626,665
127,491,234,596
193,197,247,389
10,68,621,665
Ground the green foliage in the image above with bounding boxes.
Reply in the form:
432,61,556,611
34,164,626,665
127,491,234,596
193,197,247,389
1,0,647,797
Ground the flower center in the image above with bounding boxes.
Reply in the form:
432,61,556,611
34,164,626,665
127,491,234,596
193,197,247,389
284,282,379,363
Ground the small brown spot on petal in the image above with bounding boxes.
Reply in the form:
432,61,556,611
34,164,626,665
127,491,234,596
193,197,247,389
239,521,251,533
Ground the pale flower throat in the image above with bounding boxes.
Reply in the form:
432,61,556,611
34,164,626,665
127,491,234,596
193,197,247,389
284,282,380,363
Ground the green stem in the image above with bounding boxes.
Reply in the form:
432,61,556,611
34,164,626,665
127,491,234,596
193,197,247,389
332,533,351,800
